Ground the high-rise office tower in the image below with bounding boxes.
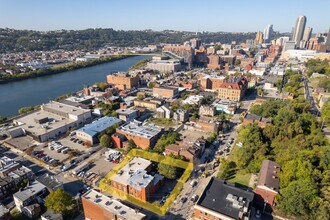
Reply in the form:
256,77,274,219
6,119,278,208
303,27,313,41
325,28,330,51
292,15,307,47
263,24,273,43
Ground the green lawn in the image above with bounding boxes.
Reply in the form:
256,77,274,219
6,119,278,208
147,118,177,129
227,171,251,188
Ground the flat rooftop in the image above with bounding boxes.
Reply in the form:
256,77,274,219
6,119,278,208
13,110,76,136
112,157,151,186
116,109,138,116
42,101,91,116
118,121,162,139
77,116,121,137
36,173,62,191
83,189,146,220
128,169,154,190
196,177,254,219
0,205,9,217
13,180,46,202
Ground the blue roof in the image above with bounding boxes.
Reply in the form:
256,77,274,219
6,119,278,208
78,116,121,137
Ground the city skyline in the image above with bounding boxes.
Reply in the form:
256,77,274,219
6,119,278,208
1,0,330,33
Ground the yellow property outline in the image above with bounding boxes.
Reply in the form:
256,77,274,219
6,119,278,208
99,149,193,216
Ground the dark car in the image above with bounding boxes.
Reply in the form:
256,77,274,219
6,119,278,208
180,197,187,203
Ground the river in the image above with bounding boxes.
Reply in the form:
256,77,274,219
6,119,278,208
0,55,151,117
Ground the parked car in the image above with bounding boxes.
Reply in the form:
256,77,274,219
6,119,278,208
180,197,187,203
191,194,199,202
190,180,198,187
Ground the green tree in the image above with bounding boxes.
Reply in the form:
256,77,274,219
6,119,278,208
45,188,74,214
0,116,7,123
99,134,111,148
158,163,177,179
277,179,318,217
95,82,107,91
234,59,241,66
153,132,179,153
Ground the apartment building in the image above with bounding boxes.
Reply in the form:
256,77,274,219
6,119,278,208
107,72,139,90
163,45,194,66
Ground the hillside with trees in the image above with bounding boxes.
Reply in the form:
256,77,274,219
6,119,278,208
232,97,329,219
0,28,257,53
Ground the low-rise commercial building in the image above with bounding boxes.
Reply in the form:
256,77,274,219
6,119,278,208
115,121,163,149
213,99,238,114
11,101,92,142
195,177,254,220
76,117,122,145
82,189,146,220
0,205,10,220
116,109,139,122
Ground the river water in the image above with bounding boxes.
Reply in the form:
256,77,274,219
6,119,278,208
0,55,150,117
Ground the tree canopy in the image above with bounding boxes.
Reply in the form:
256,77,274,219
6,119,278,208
45,188,74,214
158,163,177,179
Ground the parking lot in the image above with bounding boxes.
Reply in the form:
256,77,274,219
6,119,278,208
32,135,95,166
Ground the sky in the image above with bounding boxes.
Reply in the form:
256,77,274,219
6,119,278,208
0,0,329,33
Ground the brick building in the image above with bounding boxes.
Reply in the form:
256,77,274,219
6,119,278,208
107,72,139,90
200,76,226,91
163,45,194,66
153,86,179,99
194,177,254,220
110,157,163,202
255,160,280,210
207,55,222,69
114,121,163,149
82,189,146,220
133,100,159,109
217,77,248,101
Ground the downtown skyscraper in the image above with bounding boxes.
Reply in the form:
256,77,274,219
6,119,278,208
292,15,307,47
263,24,273,43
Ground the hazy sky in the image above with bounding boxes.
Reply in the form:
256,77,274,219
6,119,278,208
1,0,329,33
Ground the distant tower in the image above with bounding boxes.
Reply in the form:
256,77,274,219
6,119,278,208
263,24,273,43
303,27,313,41
255,32,264,44
190,38,201,49
292,15,307,47
325,28,330,51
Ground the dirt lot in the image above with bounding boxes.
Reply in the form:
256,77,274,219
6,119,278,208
180,129,208,143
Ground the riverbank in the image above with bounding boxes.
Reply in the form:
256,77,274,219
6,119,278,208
0,55,151,117
0,55,133,84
